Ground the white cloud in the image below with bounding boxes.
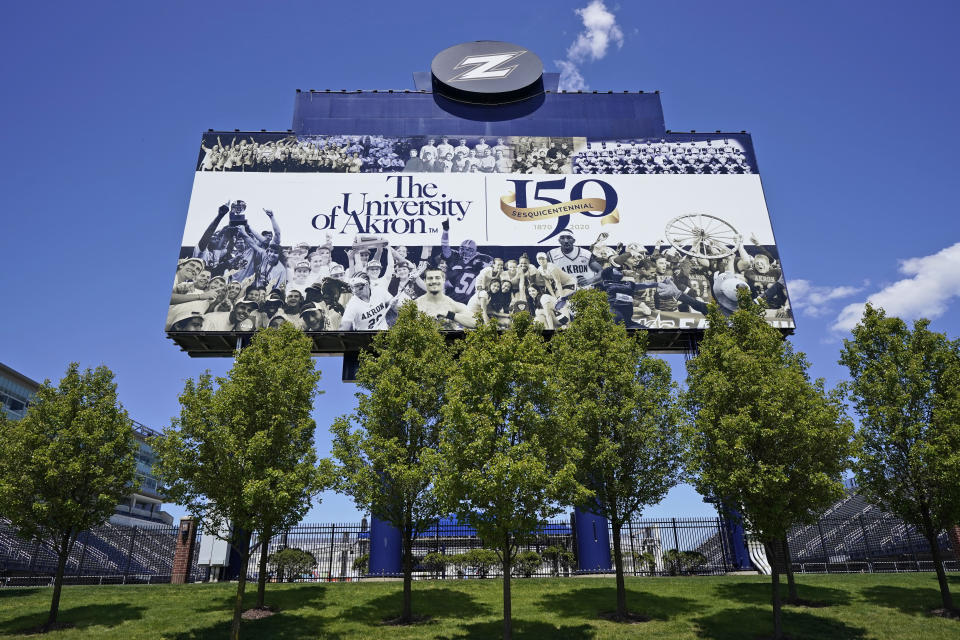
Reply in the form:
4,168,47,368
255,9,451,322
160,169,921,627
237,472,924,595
831,242,960,333
568,0,624,63
556,1,624,91
555,60,587,91
788,279,864,317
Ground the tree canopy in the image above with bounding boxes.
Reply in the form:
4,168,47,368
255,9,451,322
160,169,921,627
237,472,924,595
840,304,960,612
331,302,451,622
551,288,683,619
152,324,328,640
0,363,135,630
436,313,587,640
685,293,853,639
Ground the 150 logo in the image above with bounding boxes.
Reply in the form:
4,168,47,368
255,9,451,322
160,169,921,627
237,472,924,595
500,178,620,242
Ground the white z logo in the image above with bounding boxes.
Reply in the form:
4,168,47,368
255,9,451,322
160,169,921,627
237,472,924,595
448,52,524,82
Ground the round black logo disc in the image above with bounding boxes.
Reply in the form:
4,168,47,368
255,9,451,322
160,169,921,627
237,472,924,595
431,41,544,105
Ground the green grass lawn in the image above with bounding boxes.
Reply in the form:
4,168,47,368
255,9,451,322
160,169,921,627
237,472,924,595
0,573,958,639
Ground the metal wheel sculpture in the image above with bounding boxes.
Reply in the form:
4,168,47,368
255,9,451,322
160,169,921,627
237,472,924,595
664,213,740,259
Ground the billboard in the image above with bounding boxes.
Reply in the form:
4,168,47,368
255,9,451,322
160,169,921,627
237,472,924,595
168,132,792,354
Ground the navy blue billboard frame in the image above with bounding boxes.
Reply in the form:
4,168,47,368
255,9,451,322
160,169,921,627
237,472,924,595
292,91,666,139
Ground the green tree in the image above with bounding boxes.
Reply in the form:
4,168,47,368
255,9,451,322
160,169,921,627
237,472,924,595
267,547,317,582
436,313,587,640
552,289,684,619
421,551,450,578
541,545,575,577
685,293,854,640
632,550,656,574
461,548,499,578
152,324,328,640
0,363,135,631
511,550,542,578
840,304,960,613
663,549,707,576
352,552,369,575
331,302,451,622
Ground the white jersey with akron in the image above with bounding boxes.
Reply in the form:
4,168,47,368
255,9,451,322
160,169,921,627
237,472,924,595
548,247,595,280
341,289,393,330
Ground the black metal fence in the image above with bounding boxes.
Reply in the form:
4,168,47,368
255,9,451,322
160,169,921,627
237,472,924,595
0,518,202,586
612,517,732,576
786,516,958,574
3,514,956,586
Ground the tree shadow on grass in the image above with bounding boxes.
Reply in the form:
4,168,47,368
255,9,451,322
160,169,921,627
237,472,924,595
165,584,336,640
861,584,948,616
339,587,491,625
0,588,38,599
713,581,852,607
195,583,328,614
695,606,867,640
439,619,595,639
163,611,347,640
536,586,697,621
0,603,145,636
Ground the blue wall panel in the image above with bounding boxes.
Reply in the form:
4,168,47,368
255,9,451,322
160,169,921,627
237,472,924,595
293,92,665,139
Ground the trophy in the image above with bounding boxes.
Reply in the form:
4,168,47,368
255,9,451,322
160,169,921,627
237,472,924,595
228,200,248,226
351,233,389,251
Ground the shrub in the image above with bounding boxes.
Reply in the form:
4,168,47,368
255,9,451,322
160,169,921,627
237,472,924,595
462,548,500,578
541,546,575,576
352,553,369,575
663,549,707,576
632,550,657,574
421,552,450,578
268,548,317,582
512,551,542,578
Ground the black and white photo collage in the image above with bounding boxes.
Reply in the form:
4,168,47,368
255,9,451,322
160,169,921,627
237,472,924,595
167,212,792,334
194,132,758,176
169,133,786,334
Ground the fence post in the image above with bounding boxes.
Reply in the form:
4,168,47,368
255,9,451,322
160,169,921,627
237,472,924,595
716,517,729,572
28,539,40,573
859,515,873,573
327,524,336,582
124,527,138,580
817,521,829,574
627,519,636,576
672,518,680,552
76,531,88,577
906,524,919,570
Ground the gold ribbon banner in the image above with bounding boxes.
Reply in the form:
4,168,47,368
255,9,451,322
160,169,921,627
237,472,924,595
499,193,620,226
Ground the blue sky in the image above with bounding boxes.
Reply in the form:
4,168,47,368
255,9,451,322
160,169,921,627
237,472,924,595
1,1,958,524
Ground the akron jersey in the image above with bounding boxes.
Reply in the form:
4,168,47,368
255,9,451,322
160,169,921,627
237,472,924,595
446,251,491,304
684,272,714,302
548,247,596,286
341,289,393,330
743,268,782,298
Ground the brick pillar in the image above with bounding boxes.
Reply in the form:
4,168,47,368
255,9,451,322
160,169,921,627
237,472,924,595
949,525,960,561
172,517,198,584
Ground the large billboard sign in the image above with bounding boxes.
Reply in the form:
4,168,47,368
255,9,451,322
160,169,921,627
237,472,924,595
168,132,792,355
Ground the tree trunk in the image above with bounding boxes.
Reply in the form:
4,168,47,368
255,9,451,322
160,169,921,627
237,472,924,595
766,541,783,640
45,531,72,630
230,530,253,640
256,527,271,608
921,507,954,611
401,524,413,623
502,535,513,640
780,538,798,601
611,522,628,618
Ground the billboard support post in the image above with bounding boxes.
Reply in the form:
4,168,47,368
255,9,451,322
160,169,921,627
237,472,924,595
368,516,402,576
573,506,612,572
